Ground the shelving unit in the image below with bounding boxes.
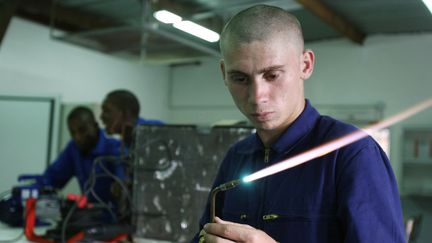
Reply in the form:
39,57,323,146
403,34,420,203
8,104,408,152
401,127,432,197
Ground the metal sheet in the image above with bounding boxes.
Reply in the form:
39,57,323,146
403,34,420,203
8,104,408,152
132,125,255,242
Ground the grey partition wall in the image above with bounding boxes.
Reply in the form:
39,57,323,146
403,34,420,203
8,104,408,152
132,125,255,242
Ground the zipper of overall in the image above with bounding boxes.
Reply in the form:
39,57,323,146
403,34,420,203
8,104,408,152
257,148,271,228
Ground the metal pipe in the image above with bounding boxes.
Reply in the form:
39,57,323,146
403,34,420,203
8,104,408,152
210,179,241,223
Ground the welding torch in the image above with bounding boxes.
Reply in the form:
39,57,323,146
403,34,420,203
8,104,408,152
210,179,241,223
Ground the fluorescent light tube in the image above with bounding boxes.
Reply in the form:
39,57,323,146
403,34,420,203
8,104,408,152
154,10,220,43
423,0,432,14
153,10,182,24
173,20,220,42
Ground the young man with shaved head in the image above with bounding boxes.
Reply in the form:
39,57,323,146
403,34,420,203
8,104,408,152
193,5,405,243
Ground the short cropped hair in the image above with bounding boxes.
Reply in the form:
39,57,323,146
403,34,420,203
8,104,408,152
220,4,304,55
67,106,96,123
106,89,140,118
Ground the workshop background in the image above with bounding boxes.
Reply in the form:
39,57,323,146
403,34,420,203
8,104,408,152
0,0,431,242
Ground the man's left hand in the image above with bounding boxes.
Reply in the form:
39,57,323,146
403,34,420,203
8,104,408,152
202,217,277,243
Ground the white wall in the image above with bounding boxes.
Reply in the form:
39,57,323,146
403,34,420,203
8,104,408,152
0,17,170,121
169,58,242,125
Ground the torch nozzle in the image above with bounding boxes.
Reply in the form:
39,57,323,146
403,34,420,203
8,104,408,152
214,179,241,192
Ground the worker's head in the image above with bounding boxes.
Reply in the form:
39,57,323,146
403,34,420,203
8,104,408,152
67,106,99,155
219,4,305,58
219,4,315,142
100,89,140,135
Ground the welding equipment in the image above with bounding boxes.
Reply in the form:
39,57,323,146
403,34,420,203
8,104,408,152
24,194,132,242
1,173,133,242
0,175,50,227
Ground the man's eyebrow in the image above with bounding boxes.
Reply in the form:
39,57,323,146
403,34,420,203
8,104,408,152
227,65,284,75
226,70,247,75
259,65,284,73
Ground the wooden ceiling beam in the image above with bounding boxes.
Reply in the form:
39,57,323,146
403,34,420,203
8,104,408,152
296,0,365,44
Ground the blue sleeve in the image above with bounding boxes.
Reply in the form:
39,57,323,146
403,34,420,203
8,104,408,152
41,142,75,189
107,154,126,181
110,140,126,180
148,120,164,125
112,163,126,180
101,140,127,180
336,142,405,243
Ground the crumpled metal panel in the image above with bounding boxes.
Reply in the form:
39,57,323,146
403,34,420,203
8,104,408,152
132,125,255,242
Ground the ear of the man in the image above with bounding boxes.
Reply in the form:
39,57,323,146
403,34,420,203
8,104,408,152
300,49,315,80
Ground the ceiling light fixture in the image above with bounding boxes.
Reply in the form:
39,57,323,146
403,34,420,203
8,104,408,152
153,10,182,24
173,21,220,43
153,10,220,43
423,0,432,14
